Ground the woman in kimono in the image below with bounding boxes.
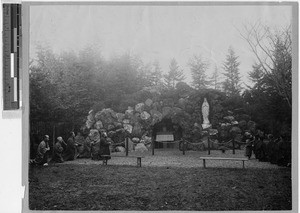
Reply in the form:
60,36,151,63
244,132,255,159
99,130,111,161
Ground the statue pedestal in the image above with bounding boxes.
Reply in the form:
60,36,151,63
202,123,211,130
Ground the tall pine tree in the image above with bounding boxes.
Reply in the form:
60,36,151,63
222,47,241,96
189,55,209,90
248,63,264,91
209,65,222,90
164,58,185,89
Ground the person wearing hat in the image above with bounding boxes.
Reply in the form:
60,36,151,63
52,136,66,163
33,135,50,166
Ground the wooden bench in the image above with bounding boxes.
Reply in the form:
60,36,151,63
200,157,248,169
101,155,144,167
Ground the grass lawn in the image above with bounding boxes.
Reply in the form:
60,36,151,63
29,163,292,211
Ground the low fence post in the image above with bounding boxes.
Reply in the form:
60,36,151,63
208,135,211,155
52,124,55,157
152,139,155,155
126,137,128,156
232,138,235,154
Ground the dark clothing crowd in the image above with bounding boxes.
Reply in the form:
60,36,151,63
242,130,291,167
30,130,111,166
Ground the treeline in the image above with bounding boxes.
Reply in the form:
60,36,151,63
30,24,292,138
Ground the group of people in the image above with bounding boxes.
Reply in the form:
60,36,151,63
243,130,291,167
30,130,111,166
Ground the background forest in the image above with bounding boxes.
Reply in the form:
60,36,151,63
29,24,292,143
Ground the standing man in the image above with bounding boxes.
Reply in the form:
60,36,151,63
33,135,50,166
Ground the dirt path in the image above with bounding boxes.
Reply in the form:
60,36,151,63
64,149,283,169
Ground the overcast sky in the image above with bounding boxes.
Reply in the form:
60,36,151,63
30,4,292,85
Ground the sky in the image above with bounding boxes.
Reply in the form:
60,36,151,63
29,3,292,86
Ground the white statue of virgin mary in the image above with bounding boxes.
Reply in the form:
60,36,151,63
202,98,211,129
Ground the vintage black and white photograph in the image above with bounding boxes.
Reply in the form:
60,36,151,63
28,2,295,211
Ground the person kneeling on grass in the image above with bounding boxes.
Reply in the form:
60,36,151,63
98,130,111,161
51,136,66,163
32,135,50,166
64,131,76,161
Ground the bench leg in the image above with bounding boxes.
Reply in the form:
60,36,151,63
242,160,245,169
103,159,107,165
137,157,141,167
203,159,206,168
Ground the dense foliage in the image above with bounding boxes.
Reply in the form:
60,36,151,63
241,25,292,138
30,25,292,140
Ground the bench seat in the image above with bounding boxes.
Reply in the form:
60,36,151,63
200,157,248,168
101,155,144,167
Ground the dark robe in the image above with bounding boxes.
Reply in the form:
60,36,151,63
245,136,254,159
34,140,50,165
52,141,64,163
91,139,101,160
99,137,111,160
79,137,92,158
277,138,290,166
64,136,76,161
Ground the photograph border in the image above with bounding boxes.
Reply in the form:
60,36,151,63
22,2,298,213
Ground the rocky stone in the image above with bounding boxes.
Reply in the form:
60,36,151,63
145,98,153,107
224,116,235,122
152,102,161,111
135,103,145,113
89,129,100,142
172,107,182,115
94,121,103,130
178,98,186,109
116,113,125,122
87,110,95,121
194,123,202,129
107,124,115,131
229,126,242,136
134,112,141,119
134,143,148,152
209,129,218,136
123,119,130,124
130,113,139,124
125,107,134,118
95,108,116,128
112,128,126,144
132,123,142,137
86,120,94,129
107,131,116,139
115,146,126,152
162,107,172,118
132,137,140,143
123,124,133,133
140,111,151,120
140,136,152,145
114,122,123,129
110,110,117,119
